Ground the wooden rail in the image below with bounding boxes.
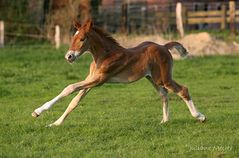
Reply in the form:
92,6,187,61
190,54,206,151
5,32,46,39
0,21,61,48
187,17,239,24
187,10,239,17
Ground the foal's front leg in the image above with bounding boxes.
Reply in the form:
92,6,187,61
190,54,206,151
32,76,103,117
48,88,91,127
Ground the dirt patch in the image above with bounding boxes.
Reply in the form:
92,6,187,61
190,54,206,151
115,32,239,58
179,32,238,56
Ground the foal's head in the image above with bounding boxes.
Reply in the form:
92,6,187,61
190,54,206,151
65,20,93,63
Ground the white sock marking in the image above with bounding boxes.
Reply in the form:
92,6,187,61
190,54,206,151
35,95,61,115
185,100,200,117
162,102,169,121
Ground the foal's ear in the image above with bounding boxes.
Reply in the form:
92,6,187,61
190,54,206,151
73,19,81,29
84,19,93,32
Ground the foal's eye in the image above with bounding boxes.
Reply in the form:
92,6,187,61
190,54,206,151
80,39,84,41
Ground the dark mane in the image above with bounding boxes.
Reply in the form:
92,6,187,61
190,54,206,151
93,27,121,47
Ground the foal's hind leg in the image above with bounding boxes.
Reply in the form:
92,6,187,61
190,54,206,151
146,77,169,123
159,87,169,123
164,80,206,122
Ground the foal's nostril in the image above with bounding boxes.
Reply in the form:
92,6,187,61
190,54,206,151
68,54,73,60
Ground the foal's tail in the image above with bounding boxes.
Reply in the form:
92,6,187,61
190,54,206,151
164,41,188,58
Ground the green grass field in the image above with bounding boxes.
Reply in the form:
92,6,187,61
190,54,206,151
0,46,238,158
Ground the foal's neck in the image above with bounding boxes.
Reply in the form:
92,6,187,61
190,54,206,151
88,29,124,64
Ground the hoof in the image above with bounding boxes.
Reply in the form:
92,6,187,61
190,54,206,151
46,123,60,128
31,111,39,118
199,116,207,123
46,124,54,128
197,114,206,123
46,120,62,127
160,119,169,124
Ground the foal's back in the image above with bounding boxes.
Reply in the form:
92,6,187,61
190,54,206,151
128,41,172,58
107,41,173,84
127,41,173,68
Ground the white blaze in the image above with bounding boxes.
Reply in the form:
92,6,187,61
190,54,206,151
75,31,79,36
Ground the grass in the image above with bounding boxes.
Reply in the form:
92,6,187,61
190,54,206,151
0,45,238,158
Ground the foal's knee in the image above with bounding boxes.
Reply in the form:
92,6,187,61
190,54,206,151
66,84,75,92
61,84,77,96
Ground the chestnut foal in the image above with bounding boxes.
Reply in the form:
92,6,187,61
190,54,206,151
32,20,206,126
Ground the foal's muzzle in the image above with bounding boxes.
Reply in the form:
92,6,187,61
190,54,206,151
65,50,78,63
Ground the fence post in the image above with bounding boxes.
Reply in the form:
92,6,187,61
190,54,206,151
0,21,4,47
221,4,226,30
229,0,236,36
55,25,60,49
176,2,184,38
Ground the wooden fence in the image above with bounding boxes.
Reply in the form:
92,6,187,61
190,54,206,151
146,1,239,37
115,1,239,36
164,1,238,37
186,2,238,29
0,21,61,48
1,1,239,47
